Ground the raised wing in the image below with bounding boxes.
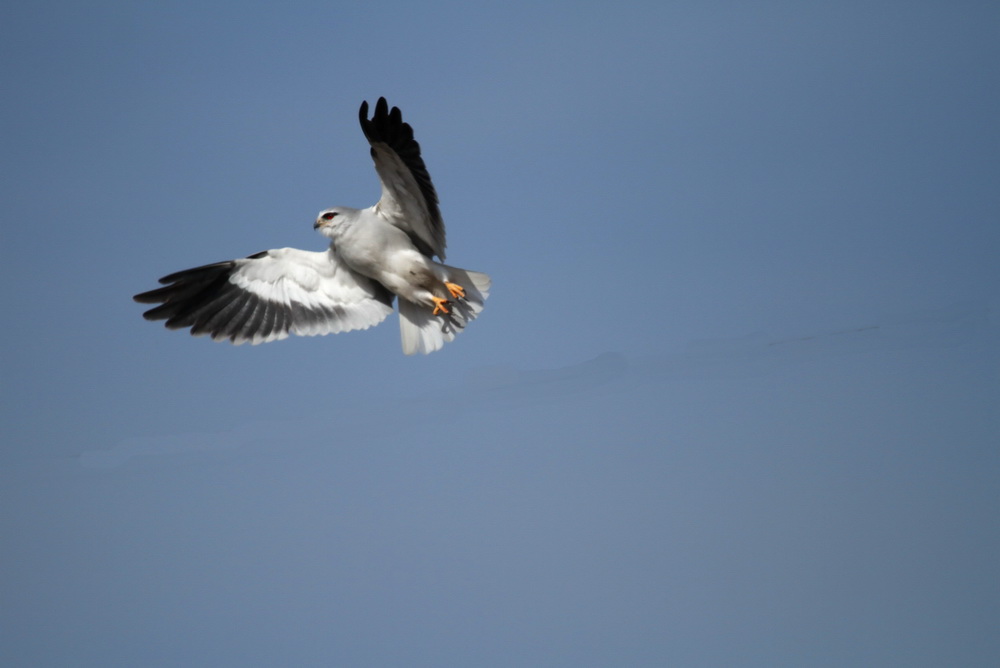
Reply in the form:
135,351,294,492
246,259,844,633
133,247,394,345
359,97,446,260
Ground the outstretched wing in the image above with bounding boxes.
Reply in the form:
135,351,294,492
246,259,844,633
359,97,446,260
133,247,395,345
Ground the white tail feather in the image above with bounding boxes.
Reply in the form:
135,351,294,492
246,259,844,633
398,266,491,355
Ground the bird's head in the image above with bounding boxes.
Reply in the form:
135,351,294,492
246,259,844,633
313,207,350,237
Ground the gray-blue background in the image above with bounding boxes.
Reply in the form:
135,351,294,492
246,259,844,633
3,2,998,665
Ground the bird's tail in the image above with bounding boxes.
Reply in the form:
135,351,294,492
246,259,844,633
398,265,491,355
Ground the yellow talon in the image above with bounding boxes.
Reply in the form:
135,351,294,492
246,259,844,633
432,297,451,316
445,282,466,300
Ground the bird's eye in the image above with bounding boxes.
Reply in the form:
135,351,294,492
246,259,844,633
322,211,337,220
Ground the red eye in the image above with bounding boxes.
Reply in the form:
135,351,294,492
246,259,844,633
322,211,337,220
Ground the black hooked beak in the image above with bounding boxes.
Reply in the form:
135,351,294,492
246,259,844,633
314,211,337,229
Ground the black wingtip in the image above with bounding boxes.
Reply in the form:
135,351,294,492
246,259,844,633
360,97,398,142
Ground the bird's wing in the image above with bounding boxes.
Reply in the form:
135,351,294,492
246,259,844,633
133,247,394,345
359,97,446,260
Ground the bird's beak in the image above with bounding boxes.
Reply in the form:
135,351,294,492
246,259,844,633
313,219,325,230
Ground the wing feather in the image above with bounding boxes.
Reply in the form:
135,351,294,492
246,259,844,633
359,97,446,259
134,247,395,345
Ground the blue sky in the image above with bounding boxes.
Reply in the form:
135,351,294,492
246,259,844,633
2,2,998,665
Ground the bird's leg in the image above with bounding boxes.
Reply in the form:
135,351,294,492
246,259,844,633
444,282,466,300
431,296,451,316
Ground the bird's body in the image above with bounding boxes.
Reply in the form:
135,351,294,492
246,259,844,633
319,206,431,301
134,98,490,355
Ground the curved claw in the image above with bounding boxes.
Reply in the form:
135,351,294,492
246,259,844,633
431,296,451,316
445,282,466,300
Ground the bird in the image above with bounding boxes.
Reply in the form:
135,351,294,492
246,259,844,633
133,98,490,355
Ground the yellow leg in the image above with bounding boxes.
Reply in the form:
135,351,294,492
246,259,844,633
445,282,466,299
431,296,451,316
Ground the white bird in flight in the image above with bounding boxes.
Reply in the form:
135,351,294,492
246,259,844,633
134,98,490,355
